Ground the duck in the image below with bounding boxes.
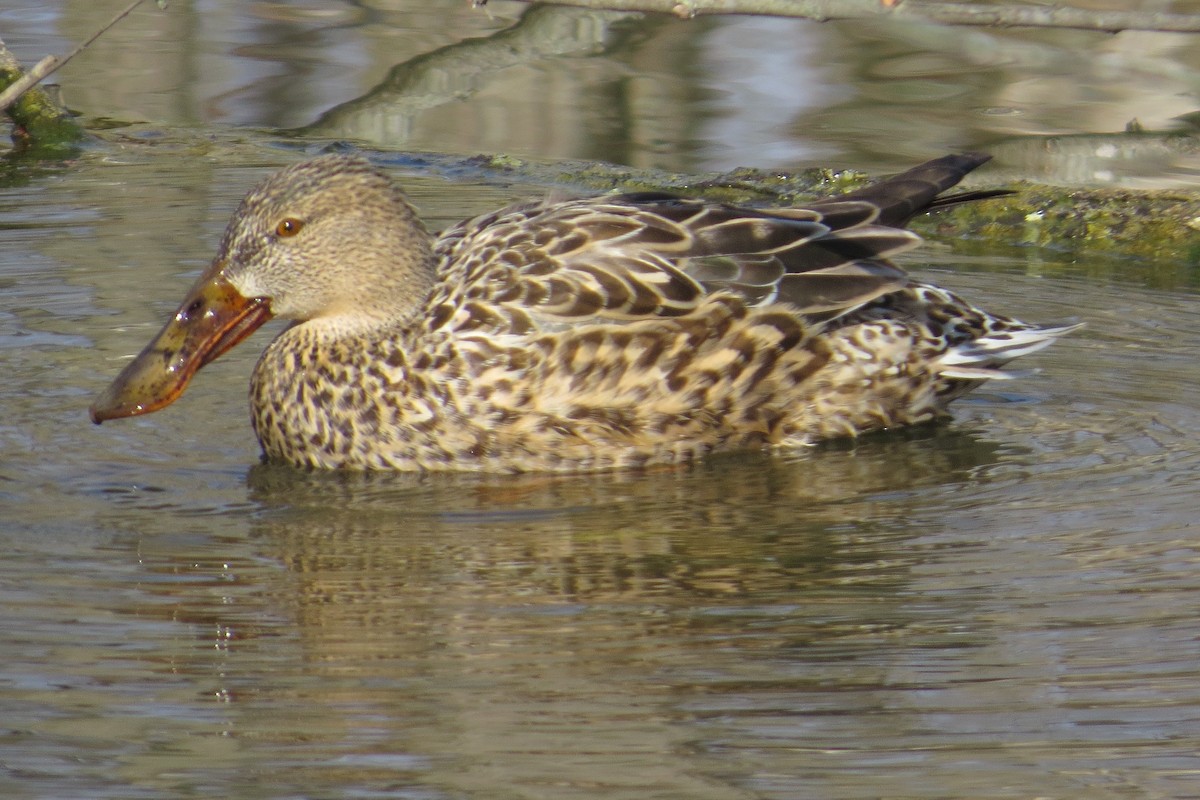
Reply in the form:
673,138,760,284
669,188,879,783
90,152,1078,472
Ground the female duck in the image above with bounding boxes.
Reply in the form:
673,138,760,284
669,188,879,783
91,153,1076,472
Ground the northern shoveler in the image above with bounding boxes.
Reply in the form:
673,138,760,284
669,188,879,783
90,153,1078,471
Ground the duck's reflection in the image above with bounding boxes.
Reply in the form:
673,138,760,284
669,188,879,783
122,428,1006,797
239,426,1001,605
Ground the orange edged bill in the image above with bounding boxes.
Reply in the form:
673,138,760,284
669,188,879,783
89,261,272,424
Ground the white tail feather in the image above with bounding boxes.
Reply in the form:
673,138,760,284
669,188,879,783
938,323,1082,380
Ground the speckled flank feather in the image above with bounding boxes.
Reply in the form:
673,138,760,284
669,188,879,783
215,153,1080,472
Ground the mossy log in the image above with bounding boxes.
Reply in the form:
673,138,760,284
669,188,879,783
0,43,87,156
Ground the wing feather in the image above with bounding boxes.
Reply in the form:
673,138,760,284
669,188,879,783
434,155,994,334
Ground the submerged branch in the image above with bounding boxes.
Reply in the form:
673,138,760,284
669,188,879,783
498,0,1200,33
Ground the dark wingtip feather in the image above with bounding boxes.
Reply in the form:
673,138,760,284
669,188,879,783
823,153,1001,227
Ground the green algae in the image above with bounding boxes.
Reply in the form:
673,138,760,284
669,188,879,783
0,66,87,158
929,183,1200,265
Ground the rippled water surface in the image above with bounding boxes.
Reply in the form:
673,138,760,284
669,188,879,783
3,2,1200,798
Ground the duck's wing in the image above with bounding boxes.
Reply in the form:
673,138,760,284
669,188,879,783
433,154,994,332
618,194,932,316
436,197,917,330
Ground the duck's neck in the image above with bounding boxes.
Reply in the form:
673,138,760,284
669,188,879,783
310,252,438,340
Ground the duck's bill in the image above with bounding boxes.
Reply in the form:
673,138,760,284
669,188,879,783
89,264,272,424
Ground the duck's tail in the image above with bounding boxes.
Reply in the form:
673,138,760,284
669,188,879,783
936,322,1084,381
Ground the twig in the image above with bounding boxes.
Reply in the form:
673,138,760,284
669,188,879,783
500,0,1200,33
0,0,152,113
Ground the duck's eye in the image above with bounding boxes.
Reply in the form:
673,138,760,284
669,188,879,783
275,218,304,238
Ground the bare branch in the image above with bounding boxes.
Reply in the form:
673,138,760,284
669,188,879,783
495,0,1200,34
0,0,151,113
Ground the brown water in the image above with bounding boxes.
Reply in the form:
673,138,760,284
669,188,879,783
3,2,1200,799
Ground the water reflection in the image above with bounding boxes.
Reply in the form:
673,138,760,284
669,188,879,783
4,0,1198,178
105,431,1009,798
242,428,1000,604
295,5,647,160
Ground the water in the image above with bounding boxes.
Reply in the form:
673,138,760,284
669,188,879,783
2,0,1199,179
3,2,1200,798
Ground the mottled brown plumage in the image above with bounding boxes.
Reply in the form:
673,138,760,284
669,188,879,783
91,153,1078,472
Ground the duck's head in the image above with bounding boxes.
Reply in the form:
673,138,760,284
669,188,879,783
90,155,435,424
